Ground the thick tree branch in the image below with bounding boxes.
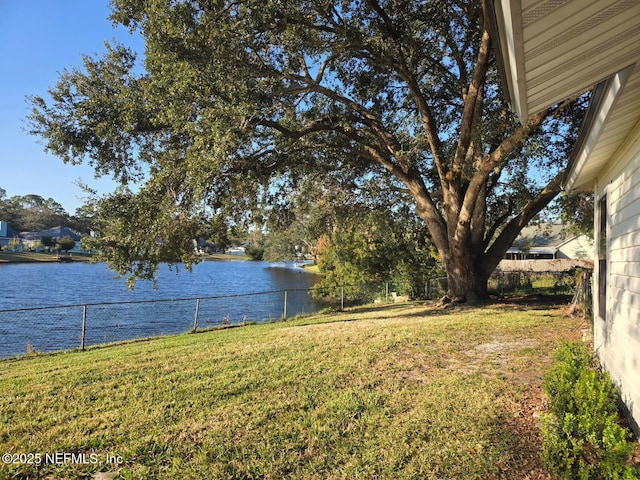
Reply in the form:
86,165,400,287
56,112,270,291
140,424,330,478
453,24,491,172
444,31,469,89
483,201,513,250
252,116,341,140
282,72,404,158
470,182,486,251
364,0,447,184
365,0,402,41
482,169,567,273
455,107,550,241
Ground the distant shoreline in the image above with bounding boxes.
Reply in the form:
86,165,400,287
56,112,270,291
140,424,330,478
0,252,321,268
0,251,252,264
0,252,93,264
202,253,252,261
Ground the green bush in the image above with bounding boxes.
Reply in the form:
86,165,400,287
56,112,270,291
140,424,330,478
541,341,639,479
544,341,596,418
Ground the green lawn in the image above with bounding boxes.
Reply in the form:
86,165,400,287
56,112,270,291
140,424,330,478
201,252,252,261
0,302,582,479
0,251,93,263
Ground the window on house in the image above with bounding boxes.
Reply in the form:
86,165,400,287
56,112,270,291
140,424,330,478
598,195,607,320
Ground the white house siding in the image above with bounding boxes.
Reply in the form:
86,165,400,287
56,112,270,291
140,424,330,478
594,123,640,434
491,0,640,439
557,235,594,260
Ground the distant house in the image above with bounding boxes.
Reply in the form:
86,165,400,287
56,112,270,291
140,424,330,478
0,220,22,251
505,224,593,260
226,245,246,255
20,226,83,252
492,0,640,434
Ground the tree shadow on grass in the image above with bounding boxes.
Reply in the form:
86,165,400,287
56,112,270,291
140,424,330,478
493,294,573,312
308,295,573,329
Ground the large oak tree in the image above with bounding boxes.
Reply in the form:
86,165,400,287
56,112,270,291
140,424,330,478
28,0,587,301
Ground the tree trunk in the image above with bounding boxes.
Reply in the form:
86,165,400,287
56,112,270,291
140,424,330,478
443,248,489,305
409,162,568,305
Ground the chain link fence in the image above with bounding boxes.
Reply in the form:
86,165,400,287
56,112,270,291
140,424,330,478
0,270,591,358
488,268,591,297
0,289,320,358
0,283,407,358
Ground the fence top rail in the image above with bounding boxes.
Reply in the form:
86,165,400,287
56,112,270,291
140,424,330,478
0,279,426,314
0,289,291,314
0,283,372,314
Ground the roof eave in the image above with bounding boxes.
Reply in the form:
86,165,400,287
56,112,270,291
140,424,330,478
564,65,635,191
491,0,528,122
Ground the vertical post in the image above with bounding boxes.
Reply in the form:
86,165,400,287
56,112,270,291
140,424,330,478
283,290,288,320
341,286,344,311
385,282,389,303
81,305,87,351
585,271,590,310
193,298,200,332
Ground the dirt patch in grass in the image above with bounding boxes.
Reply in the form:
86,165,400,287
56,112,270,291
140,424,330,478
446,338,534,375
499,385,555,479
440,342,548,477
451,339,559,479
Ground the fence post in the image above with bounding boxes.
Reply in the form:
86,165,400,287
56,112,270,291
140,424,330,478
283,290,288,320
81,305,87,351
341,286,344,311
193,298,200,332
385,282,389,303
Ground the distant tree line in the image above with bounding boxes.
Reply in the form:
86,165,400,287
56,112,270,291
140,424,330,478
0,187,91,234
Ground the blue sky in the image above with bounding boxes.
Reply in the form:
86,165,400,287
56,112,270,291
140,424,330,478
0,1,144,214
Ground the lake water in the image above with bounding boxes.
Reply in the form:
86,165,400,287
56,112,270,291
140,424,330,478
0,260,322,357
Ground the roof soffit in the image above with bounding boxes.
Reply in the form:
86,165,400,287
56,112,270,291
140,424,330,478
495,0,640,122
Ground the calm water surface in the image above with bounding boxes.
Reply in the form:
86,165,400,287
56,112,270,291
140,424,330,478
0,260,322,357
0,260,319,309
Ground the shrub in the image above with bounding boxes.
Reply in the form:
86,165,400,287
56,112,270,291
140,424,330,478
544,341,595,418
541,341,639,479
56,235,76,252
245,245,264,261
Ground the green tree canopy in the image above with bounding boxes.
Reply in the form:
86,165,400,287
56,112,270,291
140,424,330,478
262,172,372,262
556,192,594,238
0,193,70,232
40,235,54,248
315,200,442,302
28,0,587,300
56,235,77,252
